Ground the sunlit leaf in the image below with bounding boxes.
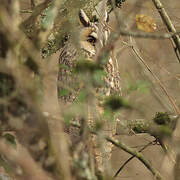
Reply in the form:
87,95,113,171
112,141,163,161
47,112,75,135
41,5,55,29
136,14,157,32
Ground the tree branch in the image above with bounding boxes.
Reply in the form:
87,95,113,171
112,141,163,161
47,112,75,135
114,141,155,177
129,37,180,116
106,137,162,180
70,122,162,180
152,0,180,63
0,138,53,180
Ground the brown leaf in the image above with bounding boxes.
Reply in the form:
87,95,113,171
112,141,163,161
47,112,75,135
136,14,157,32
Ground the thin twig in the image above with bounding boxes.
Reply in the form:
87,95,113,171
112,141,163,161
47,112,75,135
152,0,180,63
69,122,162,180
20,9,33,13
118,29,180,39
114,141,155,178
130,37,180,116
106,137,162,180
106,22,180,40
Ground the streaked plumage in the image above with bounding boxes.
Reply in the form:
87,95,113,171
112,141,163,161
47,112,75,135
58,3,121,174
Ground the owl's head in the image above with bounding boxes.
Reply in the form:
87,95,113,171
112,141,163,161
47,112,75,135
78,8,109,57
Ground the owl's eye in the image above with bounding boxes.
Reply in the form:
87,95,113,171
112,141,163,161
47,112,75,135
87,35,97,46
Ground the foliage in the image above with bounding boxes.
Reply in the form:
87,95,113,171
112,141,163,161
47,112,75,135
75,59,103,73
104,95,131,111
153,112,171,125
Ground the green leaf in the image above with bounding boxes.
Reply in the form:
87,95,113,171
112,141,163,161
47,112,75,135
41,5,55,29
25,57,39,74
59,64,70,70
0,73,15,97
153,112,171,125
77,90,87,103
93,70,106,87
102,108,114,119
75,60,102,73
159,125,172,137
58,88,71,97
63,114,73,125
97,52,110,66
3,133,16,147
95,120,104,131
104,96,131,111
127,80,149,93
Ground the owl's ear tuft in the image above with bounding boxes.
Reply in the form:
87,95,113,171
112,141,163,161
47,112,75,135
79,9,90,27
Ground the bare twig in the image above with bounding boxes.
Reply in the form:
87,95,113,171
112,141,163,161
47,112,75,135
118,29,180,39
69,122,162,180
152,0,180,62
106,137,162,180
114,141,155,178
130,37,180,116
20,9,33,13
106,22,180,39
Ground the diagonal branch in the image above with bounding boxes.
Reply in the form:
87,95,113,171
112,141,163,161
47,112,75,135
70,122,162,180
130,37,180,116
152,0,180,63
106,137,162,180
114,141,155,177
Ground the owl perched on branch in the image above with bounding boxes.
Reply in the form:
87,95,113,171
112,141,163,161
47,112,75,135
58,0,121,176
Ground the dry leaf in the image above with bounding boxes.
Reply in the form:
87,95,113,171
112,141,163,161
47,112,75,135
136,14,157,32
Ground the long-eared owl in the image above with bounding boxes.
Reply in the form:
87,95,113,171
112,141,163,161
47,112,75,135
58,2,121,174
